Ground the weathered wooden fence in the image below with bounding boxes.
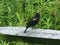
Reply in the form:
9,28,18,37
0,27,60,40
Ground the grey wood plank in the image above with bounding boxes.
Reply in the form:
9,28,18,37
0,27,60,39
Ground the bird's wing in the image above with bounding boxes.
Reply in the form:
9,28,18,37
32,18,38,21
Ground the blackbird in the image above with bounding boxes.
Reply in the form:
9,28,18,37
24,13,40,33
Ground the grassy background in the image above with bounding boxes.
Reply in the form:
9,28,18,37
0,0,60,45
0,0,60,29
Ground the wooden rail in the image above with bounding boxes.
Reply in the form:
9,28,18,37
0,27,60,40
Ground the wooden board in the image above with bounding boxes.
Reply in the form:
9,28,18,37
0,27,60,40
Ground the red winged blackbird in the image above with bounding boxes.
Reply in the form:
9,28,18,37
24,13,40,33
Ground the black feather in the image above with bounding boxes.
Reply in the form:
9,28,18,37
24,13,40,33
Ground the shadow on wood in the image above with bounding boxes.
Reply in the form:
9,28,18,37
0,34,60,45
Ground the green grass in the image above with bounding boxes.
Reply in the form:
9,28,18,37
0,0,60,45
0,40,44,45
0,0,60,29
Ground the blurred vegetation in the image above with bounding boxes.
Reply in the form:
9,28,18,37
0,0,60,45
0,0,60,30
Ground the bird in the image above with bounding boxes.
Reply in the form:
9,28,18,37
24,13,40,33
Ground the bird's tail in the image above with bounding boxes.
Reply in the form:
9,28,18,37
24,27,28,33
